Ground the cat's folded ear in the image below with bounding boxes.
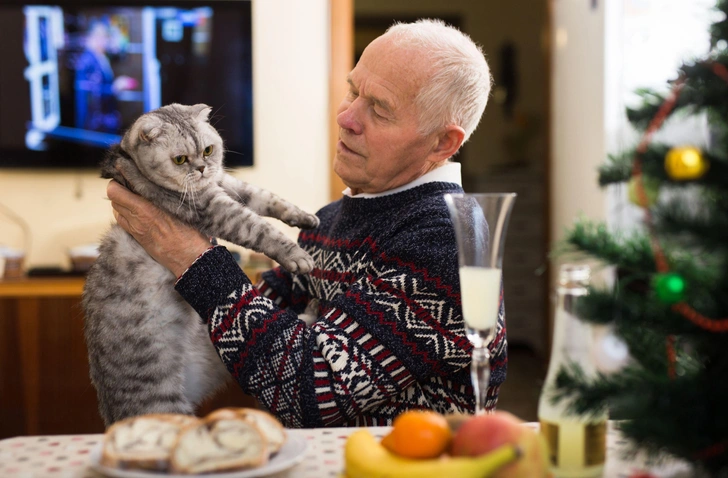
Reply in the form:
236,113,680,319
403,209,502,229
137,116,163,144
121,115,163,152
139,126,162,143
190,103,212,123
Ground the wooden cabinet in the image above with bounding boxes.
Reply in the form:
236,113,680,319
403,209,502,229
0,278,255,439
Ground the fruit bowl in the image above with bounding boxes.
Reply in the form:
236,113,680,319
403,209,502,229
343,410,551,478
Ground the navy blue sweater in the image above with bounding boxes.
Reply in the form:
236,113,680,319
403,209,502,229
176,181,508,427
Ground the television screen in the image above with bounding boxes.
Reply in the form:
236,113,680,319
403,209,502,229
0,1,253,168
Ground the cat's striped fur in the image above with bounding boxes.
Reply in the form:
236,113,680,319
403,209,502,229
83,103,318,426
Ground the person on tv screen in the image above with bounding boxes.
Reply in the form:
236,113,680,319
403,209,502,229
74,19,136,133
106,19,506,427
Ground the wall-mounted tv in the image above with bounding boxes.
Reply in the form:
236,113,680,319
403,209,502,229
0,0,253,169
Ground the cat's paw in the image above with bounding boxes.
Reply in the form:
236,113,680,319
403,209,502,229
289,213,320,230
298,298,320,326
280,250,315,274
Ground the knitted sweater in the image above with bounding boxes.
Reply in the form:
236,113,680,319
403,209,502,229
175,181,508,428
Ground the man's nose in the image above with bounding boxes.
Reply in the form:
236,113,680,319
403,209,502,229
337,99,363,135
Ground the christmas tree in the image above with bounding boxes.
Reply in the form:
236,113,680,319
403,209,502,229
552,1,728,475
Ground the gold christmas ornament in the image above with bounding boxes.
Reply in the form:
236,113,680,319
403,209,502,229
665,146,709,180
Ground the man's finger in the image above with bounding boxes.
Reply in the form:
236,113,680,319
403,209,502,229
110,198,133,214
113,209,132,234
107,180,149,212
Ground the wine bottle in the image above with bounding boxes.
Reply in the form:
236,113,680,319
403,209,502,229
538,264,607,478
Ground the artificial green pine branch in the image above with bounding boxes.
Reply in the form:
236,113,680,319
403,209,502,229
653,195,728,250
615,320,688,371
597,153,633,186
576,287,699,335
549,362,612,418
562,221,655,269
549,362,691,419
614,372,728,474
598,147,669,186
564,221,716,288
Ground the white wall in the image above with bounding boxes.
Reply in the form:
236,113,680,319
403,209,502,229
550,0,608,250
0,0,331,270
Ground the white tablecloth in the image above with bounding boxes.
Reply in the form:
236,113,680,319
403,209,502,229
0,423,693,477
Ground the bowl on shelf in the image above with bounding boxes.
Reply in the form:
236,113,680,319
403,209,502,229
0,246,25,279
68,244,100,273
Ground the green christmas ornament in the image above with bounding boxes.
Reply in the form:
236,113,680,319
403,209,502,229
653,272,686,304
628,175,660,208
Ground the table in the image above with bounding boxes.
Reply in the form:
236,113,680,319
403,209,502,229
0,423,694,477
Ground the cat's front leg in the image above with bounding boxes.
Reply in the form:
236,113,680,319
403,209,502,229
219,175,319,230
200,195,314,274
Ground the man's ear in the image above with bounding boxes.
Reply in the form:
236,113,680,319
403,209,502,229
430,125,466,163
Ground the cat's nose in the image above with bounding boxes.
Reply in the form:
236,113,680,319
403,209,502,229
197,166,205,174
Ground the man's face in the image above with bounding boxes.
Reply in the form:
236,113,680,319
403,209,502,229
334,36,440,195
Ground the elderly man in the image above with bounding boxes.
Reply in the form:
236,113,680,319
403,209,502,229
107,19,506,427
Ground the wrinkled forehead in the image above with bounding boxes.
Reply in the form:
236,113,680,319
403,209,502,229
356,36,433,104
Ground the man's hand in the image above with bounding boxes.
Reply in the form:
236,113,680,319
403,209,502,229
107,180,212,277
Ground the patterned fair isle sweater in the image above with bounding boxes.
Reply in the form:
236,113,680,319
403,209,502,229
175,181,507,428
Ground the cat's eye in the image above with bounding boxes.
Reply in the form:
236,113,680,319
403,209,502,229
173,155,187,165
203,145,214,157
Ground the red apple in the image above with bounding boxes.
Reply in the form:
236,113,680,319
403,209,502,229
449,411,551,478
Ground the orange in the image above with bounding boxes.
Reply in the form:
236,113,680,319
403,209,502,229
381,410,452,459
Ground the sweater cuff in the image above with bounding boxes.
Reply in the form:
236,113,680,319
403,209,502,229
175,245,251,322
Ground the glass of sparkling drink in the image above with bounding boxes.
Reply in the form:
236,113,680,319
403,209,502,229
444,193,516,415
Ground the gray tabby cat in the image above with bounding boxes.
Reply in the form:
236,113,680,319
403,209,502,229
83,103,319,426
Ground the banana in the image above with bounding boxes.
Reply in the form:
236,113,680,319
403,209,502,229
345,429,521,478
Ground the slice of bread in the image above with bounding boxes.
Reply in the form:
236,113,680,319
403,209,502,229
207,407,287,454
169,415,268,474
100,413,200,471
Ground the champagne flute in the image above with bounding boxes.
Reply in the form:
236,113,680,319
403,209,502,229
444,193,516,415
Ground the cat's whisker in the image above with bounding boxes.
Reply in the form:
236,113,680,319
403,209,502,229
223,149,244,156
178,180,189,213
185,174,201,219
210,105,226,127
181,173,200,219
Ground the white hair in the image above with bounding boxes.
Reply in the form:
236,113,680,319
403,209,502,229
384,19,492,143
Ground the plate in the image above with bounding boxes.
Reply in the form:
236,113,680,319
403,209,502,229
89,430,308,478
